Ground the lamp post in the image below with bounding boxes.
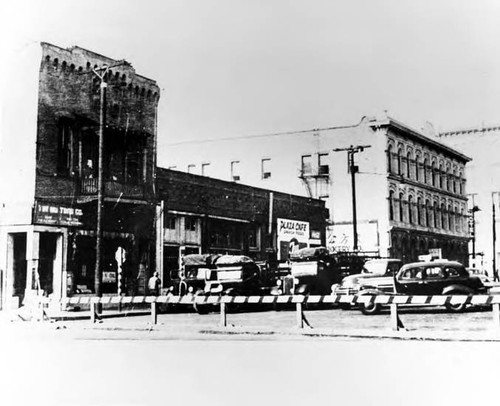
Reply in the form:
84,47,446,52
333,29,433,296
333,145,371,251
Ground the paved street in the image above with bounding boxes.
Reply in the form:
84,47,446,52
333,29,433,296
1,324,500,406
2,305,500,406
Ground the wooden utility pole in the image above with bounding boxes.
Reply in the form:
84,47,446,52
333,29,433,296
333,145,371,251
94,73,107,300
492,192,498,281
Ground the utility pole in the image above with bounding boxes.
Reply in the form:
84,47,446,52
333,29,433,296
333,145,371,251
91,65,109,302
78,61,127,308
492,192,498,282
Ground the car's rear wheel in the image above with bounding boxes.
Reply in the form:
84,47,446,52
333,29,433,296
224,289,242,313
444,291,468,312
360,302,381,315
445,302,467,312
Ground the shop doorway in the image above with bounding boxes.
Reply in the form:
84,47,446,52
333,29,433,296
11,233,27,307
38,232,58,296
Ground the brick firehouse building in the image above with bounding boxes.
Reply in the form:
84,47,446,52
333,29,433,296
0,42,160,307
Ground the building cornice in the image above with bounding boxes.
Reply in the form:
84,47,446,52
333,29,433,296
370,116,471,163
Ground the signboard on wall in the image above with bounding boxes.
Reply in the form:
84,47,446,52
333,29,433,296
34,202,83,227
327,221,379,253
277,218,310,260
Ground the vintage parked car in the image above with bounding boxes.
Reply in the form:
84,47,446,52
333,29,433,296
192,254,261,314
332,259,402,296
271,247,339,296
356,260,488,315
167,253,220,296
332,258,402,310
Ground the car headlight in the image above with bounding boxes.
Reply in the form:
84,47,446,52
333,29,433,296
188,286,194,293
276,279,282,287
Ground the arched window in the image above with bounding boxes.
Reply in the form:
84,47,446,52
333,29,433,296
389,191,394,220
406,152,412,178
399,193,405,222
387,145,393,173
397,148,403,175
417,197,422,225
441,203,446,229
459,207,464,232
434,202,439,228
448,205,453,231
453,169,457,193
423,158,429,184
446,164,451,191
425,199,430,227
439,163,444,189
415,153,420,182
408,195,414,224
431,161,437,187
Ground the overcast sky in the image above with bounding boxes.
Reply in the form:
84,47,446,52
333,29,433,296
2,0,500,165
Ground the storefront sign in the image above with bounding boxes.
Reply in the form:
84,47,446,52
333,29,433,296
277,218,310,242
34,203,83,227
327,221,379,252
277,218,310,260
428,248,442,259
103,271,117,283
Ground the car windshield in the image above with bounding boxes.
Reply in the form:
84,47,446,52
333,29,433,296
362,261,388,275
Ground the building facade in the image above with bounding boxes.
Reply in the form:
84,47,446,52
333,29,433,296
438,124,500,276
0,43,160,308
155,168,328,285
0,42,329,309
164,115,471,263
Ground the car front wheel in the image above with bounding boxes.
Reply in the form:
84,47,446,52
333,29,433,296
193,290,210,315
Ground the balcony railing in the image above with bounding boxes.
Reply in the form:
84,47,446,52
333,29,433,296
80,177,152,200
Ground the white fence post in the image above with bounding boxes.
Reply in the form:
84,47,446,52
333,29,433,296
90,302,96,324
220,302,227,327
493,303,500,330
296,302,304,329
390,303,400,331
151,302,158,325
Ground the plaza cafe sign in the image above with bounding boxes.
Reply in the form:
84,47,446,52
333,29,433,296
277,218,310,243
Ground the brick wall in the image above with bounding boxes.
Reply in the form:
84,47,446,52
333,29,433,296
35,42,159,203
157,168,329,237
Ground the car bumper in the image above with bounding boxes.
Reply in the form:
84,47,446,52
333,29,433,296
332,286,360,295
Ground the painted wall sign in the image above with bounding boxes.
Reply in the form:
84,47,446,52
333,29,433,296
34,202,83,227
277,218,310,260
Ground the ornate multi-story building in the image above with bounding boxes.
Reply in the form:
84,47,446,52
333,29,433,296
438,124,500,276
164,114,471,263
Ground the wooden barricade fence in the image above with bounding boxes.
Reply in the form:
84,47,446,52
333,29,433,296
29,294,500,331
